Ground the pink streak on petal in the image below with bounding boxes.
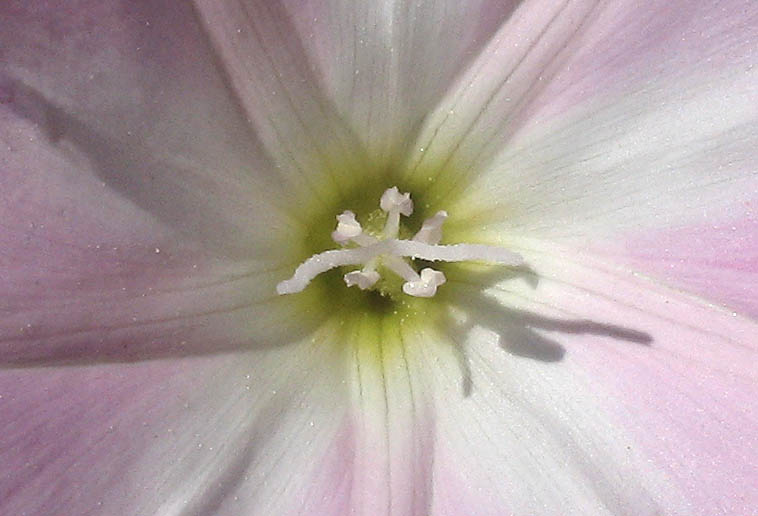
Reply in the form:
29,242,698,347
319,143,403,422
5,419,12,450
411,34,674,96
595,213,758,318
296,417,355,515
0,357,212,515
517,0,758,127
572,341,758,515
431,450,510,516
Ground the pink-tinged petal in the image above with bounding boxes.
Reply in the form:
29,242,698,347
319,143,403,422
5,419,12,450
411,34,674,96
0,358,215,515
450,68,757,315
1,0,296,254
282,0,521,164
596,218,758,318
294,418,356,515
453,69,756,240
0,335,354,515
0,1,315,365
404,0,757,193
516,0,758,127
423,237,757,515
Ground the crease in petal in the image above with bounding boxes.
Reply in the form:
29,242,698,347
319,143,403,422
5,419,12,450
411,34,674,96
192,0,373,204
342,311,437,516
0,105,313,366
399,0,602,199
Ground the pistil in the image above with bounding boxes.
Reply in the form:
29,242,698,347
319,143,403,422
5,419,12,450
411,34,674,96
277,187,524,298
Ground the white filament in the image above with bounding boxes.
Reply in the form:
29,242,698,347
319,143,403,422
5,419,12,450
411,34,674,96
383,255,421,282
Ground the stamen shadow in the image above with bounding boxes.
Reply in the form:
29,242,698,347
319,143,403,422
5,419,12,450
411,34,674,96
439,265,652,397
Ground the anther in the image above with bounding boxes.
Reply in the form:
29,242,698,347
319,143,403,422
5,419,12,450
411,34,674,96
402,268,446,298
380,187,413,239
413,210,448,245
331,211,362,244
344,269,381,290
379,187,413,216
332,210,378,247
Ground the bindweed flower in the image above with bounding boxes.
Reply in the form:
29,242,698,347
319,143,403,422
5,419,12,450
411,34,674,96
1,1,757,515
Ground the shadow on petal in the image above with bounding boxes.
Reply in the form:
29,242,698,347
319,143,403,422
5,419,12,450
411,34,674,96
1,77,282,261
439,265,652,397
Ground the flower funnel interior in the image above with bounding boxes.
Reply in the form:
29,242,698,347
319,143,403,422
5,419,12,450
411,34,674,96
277,187,524,298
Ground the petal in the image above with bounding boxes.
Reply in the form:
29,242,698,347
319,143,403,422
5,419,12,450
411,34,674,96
514,0,758,127
453,64,756,240
0,1,318,365
1,0,296,256
282,0,522,164
595,219,758,318
0,333,353,515
424,0,758,315
404,0,757,196
0,246,303,367
0,98,314,366
454,78,757,312
472,76,756,314
344,314,436,516
399,0,601,190
192,0,372,201
422,237,757,515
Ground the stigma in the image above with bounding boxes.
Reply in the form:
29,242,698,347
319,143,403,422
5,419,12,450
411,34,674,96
277,187,524,298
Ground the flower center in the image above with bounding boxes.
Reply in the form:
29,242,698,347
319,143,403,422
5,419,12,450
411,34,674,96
278,187,523,298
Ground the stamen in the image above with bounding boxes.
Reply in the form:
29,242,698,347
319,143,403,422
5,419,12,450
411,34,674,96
380,187,413,216
332,210,378,247
413,210,448,245
380,187,413,239
344,269,380,290
351,234,379,247
277,187,524,298
403,268,446,298
276,239,523,295
331,211,362,244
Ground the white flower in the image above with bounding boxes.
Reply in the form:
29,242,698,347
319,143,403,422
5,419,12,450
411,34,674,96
1,1,757,515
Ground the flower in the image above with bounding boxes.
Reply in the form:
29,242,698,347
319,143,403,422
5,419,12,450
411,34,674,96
1,1,757,515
